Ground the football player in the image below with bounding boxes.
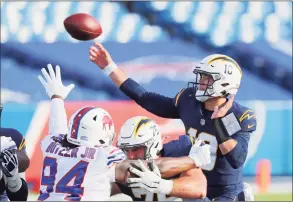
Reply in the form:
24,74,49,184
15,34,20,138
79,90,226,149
37,65,210,201
0,104,30,201
115,116,208,201
89,42,257,201
37,65,126,201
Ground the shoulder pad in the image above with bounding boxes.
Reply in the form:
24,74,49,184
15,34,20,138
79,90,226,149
237,109,257,132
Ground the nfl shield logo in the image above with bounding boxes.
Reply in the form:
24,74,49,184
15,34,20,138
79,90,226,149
200,119,205,126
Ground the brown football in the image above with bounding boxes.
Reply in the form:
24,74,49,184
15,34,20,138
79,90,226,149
64,13,102,41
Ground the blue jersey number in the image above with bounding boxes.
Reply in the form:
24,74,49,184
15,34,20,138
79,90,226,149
38,156,89,201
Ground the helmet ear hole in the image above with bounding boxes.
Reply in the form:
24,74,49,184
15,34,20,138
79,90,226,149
93,115,97,121
221,83,229,87
99,140,105,144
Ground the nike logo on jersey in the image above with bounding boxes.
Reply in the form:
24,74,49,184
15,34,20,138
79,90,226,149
248,124,255,129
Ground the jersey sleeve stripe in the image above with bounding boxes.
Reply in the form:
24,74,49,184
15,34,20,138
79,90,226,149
109,148,120,155
107,158,124,167
108,152,125,160
175,88,186,107
18,137,26,150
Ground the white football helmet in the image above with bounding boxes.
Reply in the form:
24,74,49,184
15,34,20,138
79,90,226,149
188,54,242,102
67,107,115,147
117,116,162,160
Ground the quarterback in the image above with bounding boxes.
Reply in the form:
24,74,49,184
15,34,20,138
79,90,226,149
89,42,257,201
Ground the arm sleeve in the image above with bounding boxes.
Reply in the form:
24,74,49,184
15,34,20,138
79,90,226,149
224,132,250,169
162,135,193,158
6,178,28,201
49,98,68,135
120,78,179,118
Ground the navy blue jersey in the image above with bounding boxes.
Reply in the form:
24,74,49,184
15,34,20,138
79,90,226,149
120,80,257,200
164,88,257,199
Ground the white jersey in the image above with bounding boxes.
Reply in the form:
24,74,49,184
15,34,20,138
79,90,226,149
38,134,125,201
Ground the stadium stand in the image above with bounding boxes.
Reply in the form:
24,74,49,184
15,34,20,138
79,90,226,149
1,1,292,103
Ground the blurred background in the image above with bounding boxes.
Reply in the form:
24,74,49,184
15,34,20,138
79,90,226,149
1,1,292,201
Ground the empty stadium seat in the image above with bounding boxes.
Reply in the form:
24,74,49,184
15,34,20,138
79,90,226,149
0,1,168,43
1,56,112,103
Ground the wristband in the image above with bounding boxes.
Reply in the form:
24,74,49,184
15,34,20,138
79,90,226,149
103,62,118,76
213,112,241,144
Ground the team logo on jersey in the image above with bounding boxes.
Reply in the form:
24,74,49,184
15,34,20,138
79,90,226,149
200,119,205,126
102,115,113,131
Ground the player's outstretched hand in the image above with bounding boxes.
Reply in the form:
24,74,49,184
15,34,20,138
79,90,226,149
189,139,211,168
89,42,113,69
211,95,234,119
38,64,75,100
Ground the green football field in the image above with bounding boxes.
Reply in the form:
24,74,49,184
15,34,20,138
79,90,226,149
29,192,292,201
255,193,292,201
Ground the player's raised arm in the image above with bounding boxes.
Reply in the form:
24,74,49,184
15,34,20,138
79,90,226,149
38,64,75,135
89,42,179,119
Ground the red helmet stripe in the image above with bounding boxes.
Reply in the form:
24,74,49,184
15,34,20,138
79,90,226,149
71,107,95,139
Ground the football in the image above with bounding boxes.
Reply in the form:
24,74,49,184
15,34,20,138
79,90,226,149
63,13,102,41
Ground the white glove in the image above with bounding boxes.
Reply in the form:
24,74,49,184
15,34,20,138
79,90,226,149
0,136,17,153
38,64,75,99
127,160,173,195
0,150,19,178
243,182,254,201
189,139,211,168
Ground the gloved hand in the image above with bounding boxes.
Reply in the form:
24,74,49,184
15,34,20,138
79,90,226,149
189,139,211,168
38,64,75,99
127,160,173,195
0,150,18,178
